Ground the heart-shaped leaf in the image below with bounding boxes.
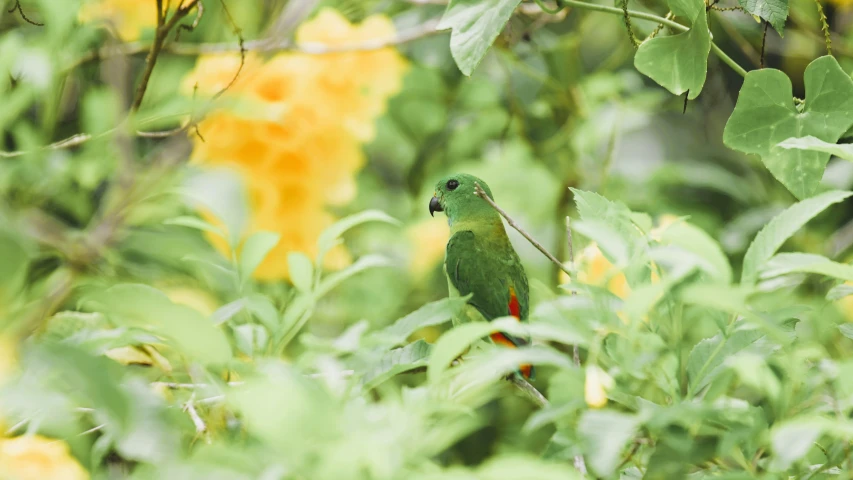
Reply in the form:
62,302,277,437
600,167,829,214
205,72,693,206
723,56,853,199
634,0,710,99
738,0,788,35
437,0,521,76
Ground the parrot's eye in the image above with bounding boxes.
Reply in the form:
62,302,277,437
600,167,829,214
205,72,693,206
446,179,459,190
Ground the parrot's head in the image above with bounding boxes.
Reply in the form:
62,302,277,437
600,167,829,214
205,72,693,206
429,173,497,225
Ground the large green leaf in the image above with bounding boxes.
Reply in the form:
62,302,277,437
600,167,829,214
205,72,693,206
316,210,400,264
659,221,732,284
370,296,470,348
769,417,832,470
239,231,280,283
571,189,645,263
361,340,432,389
578,410,640,477
761,252,853,282
738,0,788,35
777,135,853,162
81,284,233,365
427,317,521,383
427,317,587,383
740,190,852,284
723,56,853,199
686,327,764,395
634,6,710,100
437,0,521,76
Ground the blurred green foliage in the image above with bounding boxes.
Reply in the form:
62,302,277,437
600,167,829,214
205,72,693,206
2,0,853,478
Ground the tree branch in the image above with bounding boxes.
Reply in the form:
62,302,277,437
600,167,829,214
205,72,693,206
473,182,572,277
131,0,201,111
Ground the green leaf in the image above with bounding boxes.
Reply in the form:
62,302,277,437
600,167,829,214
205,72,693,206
428,317,519,383
316,255,395,297
245,294,279,332
777,135,853,162
233,324,268,356
478,455,582,480
316,210,399,264
740,190,852,284
0,231,28,302
239,231,280,283
762,252,853,282
210,299,246,325
163,215,225,238
578,410,640,477
723,56,853,199
371,296,470,348
428,317,585,383
659,221,732,284
81,284,233,365
361,340,432,389
634,9,710,99
287,252,314,293
738,0,788,35
437,0,522,76
769,417,832,470
828,284,853,301
686,327,764,394
838,323,853,340
571,219,630,267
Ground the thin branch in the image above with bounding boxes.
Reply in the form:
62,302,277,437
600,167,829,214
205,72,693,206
0,114,191,158
474,183,572,278
78,424,106,436
760,21,768,68
7,0,43,26
509,374,549,407
131,0,201,111
183,395,209,440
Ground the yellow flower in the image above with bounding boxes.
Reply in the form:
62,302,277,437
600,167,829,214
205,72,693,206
584,365,614,408
183,8,407,281
576,245,630,299
78,0,157,42
0,436,89,480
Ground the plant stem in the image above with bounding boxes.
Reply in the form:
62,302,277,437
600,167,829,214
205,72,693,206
560,0,748,78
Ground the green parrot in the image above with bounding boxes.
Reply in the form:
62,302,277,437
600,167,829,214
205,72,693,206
429,173,533,378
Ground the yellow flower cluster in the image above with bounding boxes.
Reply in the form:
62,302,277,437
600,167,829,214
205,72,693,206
0,436,88,480
182,9,408,280
78,0,158,42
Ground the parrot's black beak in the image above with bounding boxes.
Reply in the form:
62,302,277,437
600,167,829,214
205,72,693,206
429,196,443,217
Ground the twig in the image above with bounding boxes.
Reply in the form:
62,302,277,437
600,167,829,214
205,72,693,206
7,0,43,26
4,418,30,435
760,21,768,68
474,183,572,278
509,374,549,407
183,394,209,440
78,424,106,436
211,0,245,100
131,0,201,111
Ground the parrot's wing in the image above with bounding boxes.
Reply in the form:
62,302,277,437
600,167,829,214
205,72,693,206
445,230,530,346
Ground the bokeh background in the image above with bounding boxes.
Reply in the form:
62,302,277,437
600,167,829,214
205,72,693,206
2,0,853,478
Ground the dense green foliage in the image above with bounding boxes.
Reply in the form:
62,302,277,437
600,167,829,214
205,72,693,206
3,0,853,478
